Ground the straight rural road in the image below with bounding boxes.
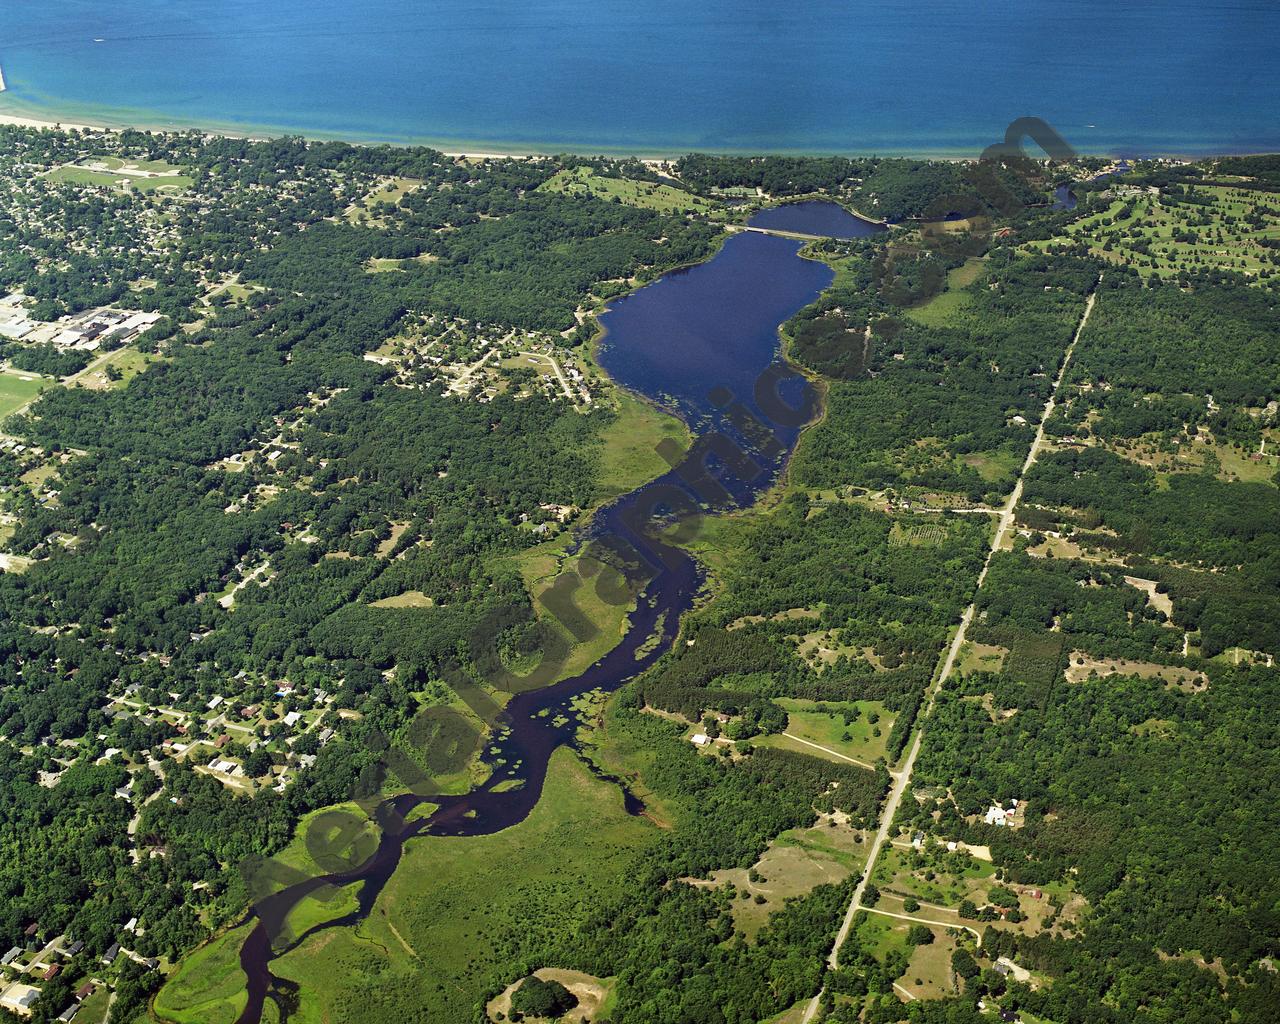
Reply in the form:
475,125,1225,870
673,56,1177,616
800,283,1098,1023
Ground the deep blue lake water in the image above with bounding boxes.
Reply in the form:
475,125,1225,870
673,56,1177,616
1,0,1277,155
750,200,888,236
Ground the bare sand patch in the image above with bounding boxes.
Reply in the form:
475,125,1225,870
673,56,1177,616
1064,651,1207,690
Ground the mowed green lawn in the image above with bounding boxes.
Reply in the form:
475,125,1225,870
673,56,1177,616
264,748,655,1024
44,165,192,192
0,369,47,419
759,698,895,765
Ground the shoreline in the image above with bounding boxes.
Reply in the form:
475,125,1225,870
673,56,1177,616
2,100,1274,164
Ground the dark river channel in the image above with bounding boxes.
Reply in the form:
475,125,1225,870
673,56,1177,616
233,205,882,1023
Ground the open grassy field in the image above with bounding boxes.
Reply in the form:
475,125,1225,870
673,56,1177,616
516,536,638,684
539,166,713,214
846,910,960,1000
1029,184,1280,281
759,698,894,766
74,347,157,390
695,818,868,940
45,164,192,191
269,801,382,883
368,590,434,608
266,748,654,1024
897,924,960,1000
904,257,984,326
958,640,1009,675
154,922,253,1024
130,173,195,193
0,368,46,418
593,391,690,501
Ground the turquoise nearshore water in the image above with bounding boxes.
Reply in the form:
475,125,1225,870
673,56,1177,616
1,0,1277,156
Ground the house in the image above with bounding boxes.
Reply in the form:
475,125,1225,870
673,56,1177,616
690,733,711,747
1,948,21,966
0,983,41,1016
994,961,1011,976
984,805,1009,826
101,943,120,965
40,964,59,981
911,831,925,849
22,923,38,938
282,711,302,728
63,940,84,956
74,983,94,1000
123,917,137,934
57,1004,80,1022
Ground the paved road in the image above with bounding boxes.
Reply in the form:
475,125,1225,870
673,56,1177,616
800,282,1099,1023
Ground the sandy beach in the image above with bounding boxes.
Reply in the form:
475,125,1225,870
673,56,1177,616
0,112,101,133
0,109,680,163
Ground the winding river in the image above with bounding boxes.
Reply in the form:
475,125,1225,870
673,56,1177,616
231,205,881,1023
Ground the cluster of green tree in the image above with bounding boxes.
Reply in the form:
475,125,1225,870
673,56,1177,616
1022,447,1280,610
244,190,719,332
674,154,860,195
672,152,1047,223
971,548,1186,674
792,253,1100,497
1059,269,1280,440
509,975,577,1020
0,341,93,378
908,658,1280,1023
1213,153,1280,185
